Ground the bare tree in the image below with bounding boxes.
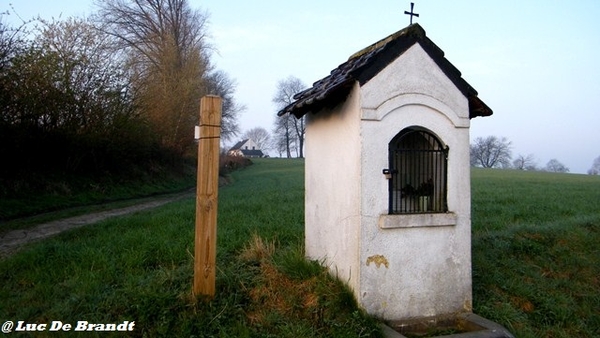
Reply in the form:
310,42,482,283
270,120,294,158
95,0,212,154
242,127,271,152
273,75,306,158
0,12,27,75
272,115,296,158
513,154,537,171
588,156,600,175
470,136,512,168
545,159,569,173
204,70,242,141
292,113,305,158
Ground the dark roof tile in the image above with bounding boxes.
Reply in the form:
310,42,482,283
229,139,250,151
241,149,264,157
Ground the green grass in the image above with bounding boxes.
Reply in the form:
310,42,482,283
471,168,600,232
471,168,600,337
1,162,599,337
0,158,380,337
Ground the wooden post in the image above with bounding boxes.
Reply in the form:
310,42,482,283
194,95,222,298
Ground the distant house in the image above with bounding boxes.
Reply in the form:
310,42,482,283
228,139,264,158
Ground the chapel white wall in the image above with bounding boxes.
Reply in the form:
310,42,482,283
304,83,362,290
357,43,472,320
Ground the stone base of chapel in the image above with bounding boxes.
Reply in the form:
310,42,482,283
381,312,515,338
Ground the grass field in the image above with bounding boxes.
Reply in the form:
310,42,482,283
1,160,599,337
0,159,380,337
471,168,600,337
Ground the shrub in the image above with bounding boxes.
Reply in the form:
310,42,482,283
219,154,252,176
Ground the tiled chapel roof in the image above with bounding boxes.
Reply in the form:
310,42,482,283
278,24,492,119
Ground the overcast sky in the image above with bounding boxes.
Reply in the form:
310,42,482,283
4,1,600,173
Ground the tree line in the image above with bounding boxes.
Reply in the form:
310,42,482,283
0,0,242,195
252,86,600,173
250,76,598,175
471,135,600,174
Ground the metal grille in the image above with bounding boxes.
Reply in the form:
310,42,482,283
388,128,448,214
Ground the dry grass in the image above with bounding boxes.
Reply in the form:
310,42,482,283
239,233,276,263
246,262,322,325
239,234,320,325
236,233,379,337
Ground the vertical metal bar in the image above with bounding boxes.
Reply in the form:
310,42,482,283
425,135,435,212
410,133,413,213
444,146,449,211
437,150,441,211
415,132,419,212
398,147,402,213
438,147,442,212
389,146,393,214
425,132,429,212
401,136,405,213
434,138,437,211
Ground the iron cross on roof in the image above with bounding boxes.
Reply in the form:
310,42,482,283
404,2,419,24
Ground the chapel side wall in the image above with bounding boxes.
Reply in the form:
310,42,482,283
304,83,362,291
357,44,472,321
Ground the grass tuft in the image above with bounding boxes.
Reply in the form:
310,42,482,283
239,233,277,263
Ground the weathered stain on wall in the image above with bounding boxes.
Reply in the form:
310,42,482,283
366,255,389,268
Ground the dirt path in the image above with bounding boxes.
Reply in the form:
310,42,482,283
0,191,194,259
